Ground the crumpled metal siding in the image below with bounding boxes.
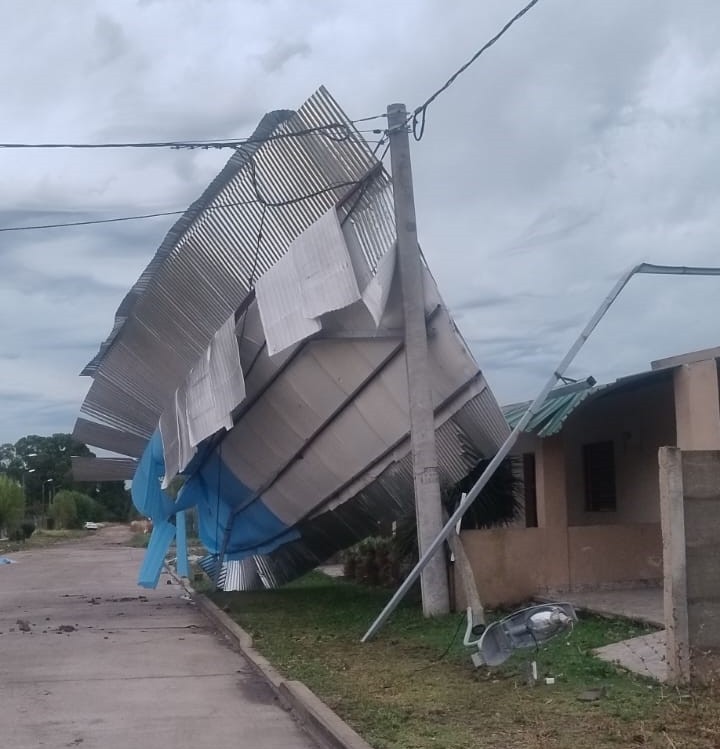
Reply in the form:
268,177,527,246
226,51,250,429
198,555,265,592
77,88,389,458
213,388,510,590
75,87,514,593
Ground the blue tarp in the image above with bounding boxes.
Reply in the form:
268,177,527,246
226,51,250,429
131,430,298,588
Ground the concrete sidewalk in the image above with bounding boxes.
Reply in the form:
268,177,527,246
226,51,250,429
0,526,315,749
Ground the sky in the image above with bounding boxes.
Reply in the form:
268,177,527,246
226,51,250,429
2,0,720,444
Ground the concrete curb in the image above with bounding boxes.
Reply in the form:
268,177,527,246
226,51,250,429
169,568,373,749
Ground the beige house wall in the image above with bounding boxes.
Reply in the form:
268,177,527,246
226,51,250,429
458,527,566,607
462,378,675,606
562,377,676,526
567,524,662,589
673,360,720,450
461,524,663,607
461,356,720,608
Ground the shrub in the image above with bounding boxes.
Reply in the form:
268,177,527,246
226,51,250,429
342,536,401,587
50,490,107,529
10,519,36,542
49,491,78,529
74,493,105,526
0,474,25,537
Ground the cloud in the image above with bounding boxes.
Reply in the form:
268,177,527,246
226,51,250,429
3,0,720,443
258,40,312,74
93,14,128,67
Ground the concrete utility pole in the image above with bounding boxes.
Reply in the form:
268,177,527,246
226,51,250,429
387,102,450,617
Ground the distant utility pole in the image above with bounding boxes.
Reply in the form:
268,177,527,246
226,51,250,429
386,103,450,617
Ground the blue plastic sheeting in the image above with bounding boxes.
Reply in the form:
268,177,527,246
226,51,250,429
176,448,299,560
138,520,176,588
175,510,189,578
131,430,298,587
131,431,174,521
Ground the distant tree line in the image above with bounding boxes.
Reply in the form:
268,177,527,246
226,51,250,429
0,433,135,534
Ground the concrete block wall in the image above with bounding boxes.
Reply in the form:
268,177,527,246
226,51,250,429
660,447,720,685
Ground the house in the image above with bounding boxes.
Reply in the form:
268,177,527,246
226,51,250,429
460,346,720,607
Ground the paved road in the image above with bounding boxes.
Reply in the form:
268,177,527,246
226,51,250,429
0,526,316,748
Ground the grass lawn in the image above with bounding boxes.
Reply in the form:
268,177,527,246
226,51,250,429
0,529,89,554
211,572,720,749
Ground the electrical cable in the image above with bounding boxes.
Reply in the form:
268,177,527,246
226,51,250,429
1,170,369,233
247,156,361,209
411,0,542,140
1,112,387,233
0,118,383,150
407,612,466,674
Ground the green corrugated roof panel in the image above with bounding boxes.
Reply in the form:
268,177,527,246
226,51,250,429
502,386,601,437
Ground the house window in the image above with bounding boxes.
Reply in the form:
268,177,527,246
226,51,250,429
583,441,617,511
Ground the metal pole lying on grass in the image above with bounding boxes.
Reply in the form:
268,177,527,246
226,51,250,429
362,263,720,642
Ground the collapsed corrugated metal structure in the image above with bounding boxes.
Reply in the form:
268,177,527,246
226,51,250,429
74,87,510,589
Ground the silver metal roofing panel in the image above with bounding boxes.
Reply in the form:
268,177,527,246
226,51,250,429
71,456,138,482
234,388,508,587
72,418,146,458
76,88,512,580
77,88,385,454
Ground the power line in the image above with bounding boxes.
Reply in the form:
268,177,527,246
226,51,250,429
1,162,383,234
0,207,204,233
411,0,542,140
0,117,385,150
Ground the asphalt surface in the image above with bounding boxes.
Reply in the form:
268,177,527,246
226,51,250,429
0,526,316,748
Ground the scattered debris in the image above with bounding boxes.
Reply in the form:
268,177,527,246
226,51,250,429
16,619,31,632
56,625,76,633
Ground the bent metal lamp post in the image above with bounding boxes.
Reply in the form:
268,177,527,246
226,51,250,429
363,262,720,642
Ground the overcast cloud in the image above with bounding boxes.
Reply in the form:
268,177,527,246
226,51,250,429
2,0,720,443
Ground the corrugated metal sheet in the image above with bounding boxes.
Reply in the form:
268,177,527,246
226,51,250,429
503,369,672,437
198,555,265,591
503,389,597,437
77,87,514,590
71,456,138,482
72,418,146,458
77,89,386,457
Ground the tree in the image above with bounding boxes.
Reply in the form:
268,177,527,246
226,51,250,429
50,490,105,529
95,481,133,522
0,475,25,537
0,433,132,522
